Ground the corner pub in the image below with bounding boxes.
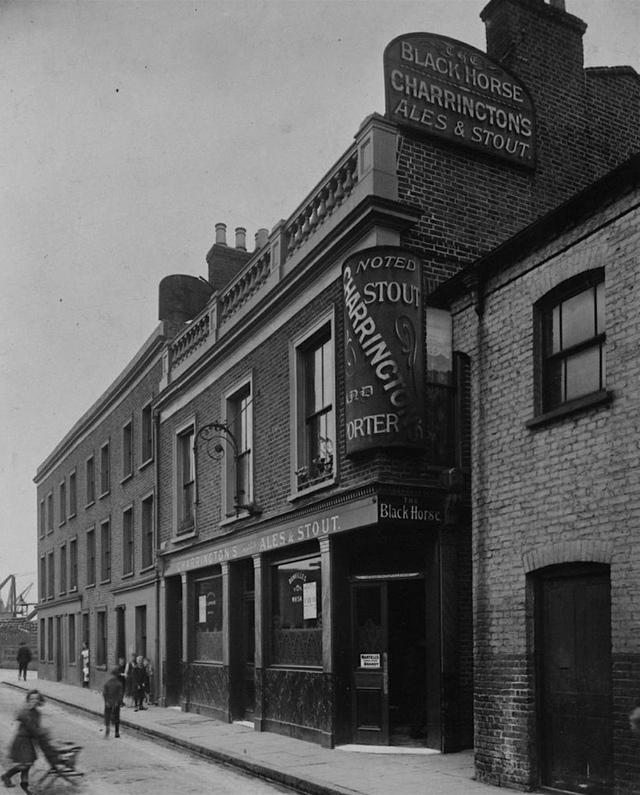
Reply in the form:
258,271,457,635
35,0,640,776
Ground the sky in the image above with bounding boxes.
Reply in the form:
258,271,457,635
1,0,639,602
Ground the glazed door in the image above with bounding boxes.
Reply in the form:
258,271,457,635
352,584,389,744
537,568,612,795
241,593,255,720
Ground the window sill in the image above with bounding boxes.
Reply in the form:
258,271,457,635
99,490,110,500
121,473,133,485
140,564,156,575
173,528,197,543
526,389,613,429
139,458,153,473
86,500,95,510
288,476,336,502
58,520,66,528
122,571,134,580
68,512,77,521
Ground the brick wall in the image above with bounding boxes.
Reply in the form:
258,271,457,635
452,178,640,789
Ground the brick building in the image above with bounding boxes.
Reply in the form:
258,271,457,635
35,0,640,773
151,0,639,755
33,318,185,692
434,154,640,793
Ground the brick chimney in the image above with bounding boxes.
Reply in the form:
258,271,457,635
206,222,253,292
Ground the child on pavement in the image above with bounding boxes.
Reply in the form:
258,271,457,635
102,667,124,739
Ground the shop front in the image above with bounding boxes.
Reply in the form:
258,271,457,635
160,486,470,751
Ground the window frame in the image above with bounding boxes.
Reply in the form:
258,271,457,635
174,420,196,536
39,499,46,538
58,479,66,526
68,469,77,519
141,492,155,570
47,550,54,599
122,418,133,482
59,541,67,596
100,440,111,498
222,376,254,519
532,269,608,424
122,505,134,576
291,312,336,496
47,491,54,534
96,610,107,667
100,518,111,583
141,403,154,467
86,527,96,587
69,536,78,592
86,455,95,506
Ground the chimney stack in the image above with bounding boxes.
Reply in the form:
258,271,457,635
235,227,247,250
255,228,269,250
215,222,227,246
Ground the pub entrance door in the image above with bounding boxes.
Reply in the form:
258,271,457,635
351,576,426,745
536,565,612,795
230,559,255,722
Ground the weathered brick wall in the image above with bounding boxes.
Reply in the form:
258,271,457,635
399,0,640,288
452,184,640,789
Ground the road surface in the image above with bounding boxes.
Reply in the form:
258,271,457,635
0,685,295,794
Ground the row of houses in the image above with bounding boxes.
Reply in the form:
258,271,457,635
34,1,640,792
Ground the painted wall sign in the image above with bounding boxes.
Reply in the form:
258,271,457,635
164,496,378,576
379,495,442,525
384,33,536,167
360,654,381,668
343,247,425,456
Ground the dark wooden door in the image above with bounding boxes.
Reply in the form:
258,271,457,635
352,583,389,744
538,568,612,795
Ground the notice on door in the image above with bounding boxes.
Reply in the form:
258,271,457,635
303,582,318,620
360,653,381,668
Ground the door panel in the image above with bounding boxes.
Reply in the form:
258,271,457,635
352,584,388,744
538,569,612,795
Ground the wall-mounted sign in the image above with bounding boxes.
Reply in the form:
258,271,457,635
384,33,536,167
360,654,381,669
343,247,425,456
378,495,441,525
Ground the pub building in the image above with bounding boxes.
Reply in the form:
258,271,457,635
154,0,639,753
33,0,640,764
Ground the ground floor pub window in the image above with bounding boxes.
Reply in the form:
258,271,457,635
194,569,223,661
272,552,322,666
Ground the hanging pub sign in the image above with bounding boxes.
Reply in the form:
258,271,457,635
343,246,425,456
384,33,536,167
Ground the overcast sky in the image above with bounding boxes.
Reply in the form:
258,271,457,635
1,0,639,602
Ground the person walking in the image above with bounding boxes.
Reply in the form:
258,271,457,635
131,656,149,712
80,642,89,688
123,654,136,707
1,690,47,793
15,644,32,682
102,667,124,739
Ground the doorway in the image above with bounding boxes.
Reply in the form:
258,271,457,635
351,577,426,745
536,565,612,795
230,559,255,722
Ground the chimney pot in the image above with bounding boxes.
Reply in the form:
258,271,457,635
235,227,247,250
255,228,269,250
215,223,227,246
549,0,565,9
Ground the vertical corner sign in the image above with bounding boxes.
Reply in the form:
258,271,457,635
343,247,425,456
384,33,536,167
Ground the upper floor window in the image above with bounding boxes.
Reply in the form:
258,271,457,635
39,500,45,538
141,494,154,569
294,321,335,492
58,480,66,525
176,424,195,534
47,492,54,533
100,519,111,582
69,538,78,591
538,270,605,414
225,383,253,516
47,550,54,599
100,442,110,496
69,470,77,518
86,527,96,586
141,403,153,465
123,507,134,576
122,420,133,480
59,543,67,595
86,456,95,505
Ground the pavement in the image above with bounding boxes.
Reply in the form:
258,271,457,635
0,670,497,795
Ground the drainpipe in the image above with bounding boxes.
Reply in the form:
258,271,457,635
153,408,162,705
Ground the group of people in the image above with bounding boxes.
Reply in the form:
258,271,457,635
0,652,154,790
102,654,153,739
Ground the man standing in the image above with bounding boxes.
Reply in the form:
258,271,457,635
131,656,149,712
102,667,124,739
16,642,32,682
